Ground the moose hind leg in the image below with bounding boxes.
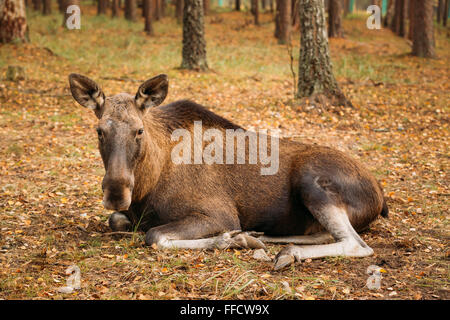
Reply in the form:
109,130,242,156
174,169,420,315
259,232,333,245
274,205,373,270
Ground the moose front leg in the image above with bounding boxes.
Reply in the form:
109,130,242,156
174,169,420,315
144,215,265,250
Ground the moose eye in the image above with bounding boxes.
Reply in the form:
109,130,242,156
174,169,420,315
96,128,103,139
137,128,144,135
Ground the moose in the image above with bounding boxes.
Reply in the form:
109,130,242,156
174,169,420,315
68,73,388,270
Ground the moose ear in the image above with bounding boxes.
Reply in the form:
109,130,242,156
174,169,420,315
68,73,105,115
135,74,168,111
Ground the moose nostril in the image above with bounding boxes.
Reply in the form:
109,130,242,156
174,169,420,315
103,187,131,211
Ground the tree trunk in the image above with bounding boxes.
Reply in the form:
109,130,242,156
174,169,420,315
58,0,64,12
144,0,153,35
343,0,349,15
112,0,119,17
0,0,28,43
62,0,80,28
408,0,414,40
203,0,209,15
153,0,160,20
437,0,443,24
160,0,165,17
32,0,42,11
181,0,208,71
235,0,240,11
252,0,259,25
98,0,108,15
444,0,449,27
328,0,343,38
391,0,406,37
125,0,137,21
274,0,280,38
42,0,51,14
291,0,299,30
278,0,291,44
176,0,183,23
296,0,351,107
384,0,395,27
411,0,435,58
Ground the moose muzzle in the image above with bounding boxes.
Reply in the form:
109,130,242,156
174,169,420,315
102,174,134,211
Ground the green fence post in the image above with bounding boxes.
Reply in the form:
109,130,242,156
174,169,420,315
349,0,355,13
382,0,387,16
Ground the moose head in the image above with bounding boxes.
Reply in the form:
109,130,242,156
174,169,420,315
68,73,168,211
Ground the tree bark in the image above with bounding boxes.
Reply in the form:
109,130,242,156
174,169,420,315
291,0,299,30
125,0,137,21
58,0,64,12
296,0,351,107
343,0,349,15
411,0,435,58
153,0,160,20
278,0,291,44
203,0,209,15
42,0,51,14
252,0,259,25
274,0,281,38
384,0,395,27
437,0,443,24
62,0,80,28
328,0,343,38
176,0,183,23
98,0,108,15
32,0,42,11
144,0,153,35
443,0,449,27
160,0,165,17
112,0,119,17
408,0,414,40
0,0,28,43
181,0,208,71
391,0,407,37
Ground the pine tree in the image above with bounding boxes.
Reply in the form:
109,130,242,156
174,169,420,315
181,0,209,70
411,0,436,58
0,0,28,43
296,0,351,107
328,0,343,38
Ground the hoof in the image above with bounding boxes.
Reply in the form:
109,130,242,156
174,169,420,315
273,246,297,270
214,231,266,250
233,233,266,249
273,254,295,271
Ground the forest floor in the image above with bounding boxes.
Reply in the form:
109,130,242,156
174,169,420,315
0,6,448,300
